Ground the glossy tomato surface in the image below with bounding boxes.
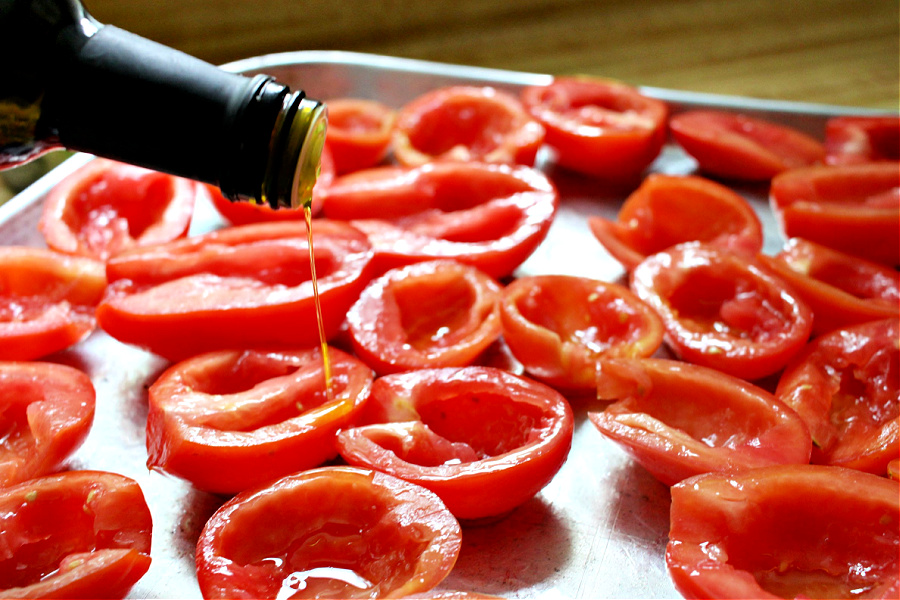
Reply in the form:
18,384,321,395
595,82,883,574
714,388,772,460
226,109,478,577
207,144,336,224
321,161,558,279
499,274,663,391
97,220,374,360
0,361,95,488
631,243,813,381
520,76,668,182
147,346,373,494
776,318,898,475
38,158,196,261
769,161,900,266
667,465,899,599
590,358,811,486
825,115,900,165
196,466,461,599
588,174,763,271
393,85,545,167
0,470,152,599
669,109,826,181
346,260,502,375
325,98,396,173
757,238,899,336
336,366,574,521
0,246,106,361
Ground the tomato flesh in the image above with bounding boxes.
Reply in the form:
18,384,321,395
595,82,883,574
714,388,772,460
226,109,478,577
825,115,900,165
326,98,396,174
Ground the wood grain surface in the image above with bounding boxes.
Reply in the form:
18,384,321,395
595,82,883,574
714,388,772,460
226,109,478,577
84,0,899,110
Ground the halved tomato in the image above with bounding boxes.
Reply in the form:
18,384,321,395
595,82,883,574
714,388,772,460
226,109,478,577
0,361,95,488
336,366,574,521
196,466,462,599
588,174,763,271
825,115,900,165
630,244,813,381
0,246,106,361
392,85,545,167
38,158,196,261
346,260,502,375
147,346,373,494
321,161,558,279
775,318,898,475
97,220,374,360
669,109,826,181
0,470,152,598
499,274,664,391
667,465,899,599
325,98,396,174
520,76,668,182
769,161,900,267
757,238,898,336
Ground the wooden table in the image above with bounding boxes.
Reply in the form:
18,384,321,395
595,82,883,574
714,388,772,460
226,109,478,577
86,0,899,110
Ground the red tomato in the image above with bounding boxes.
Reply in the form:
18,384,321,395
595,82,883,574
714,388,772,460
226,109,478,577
195,466,461,599
666,465,899,599
0,246,106,361
321,161,558,279
825,115,900,165
346,260,502,375
147,346,373,494
207,143,336,225
38,158,196,261
769,162,900,266
889,458,899,480
589,358,811,486
392,86,545,167
520,76,668,182
775,318,898,475
97,220,374,360
499,275,664,391
0,361,95,488
0,470,152,598
336,366,574,521
588,174,763,271
669,109,826,181
757,238,899,336
325,98,396,174
630,244,813,381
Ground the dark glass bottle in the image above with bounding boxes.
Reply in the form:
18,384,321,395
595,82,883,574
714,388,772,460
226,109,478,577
0,0,326,209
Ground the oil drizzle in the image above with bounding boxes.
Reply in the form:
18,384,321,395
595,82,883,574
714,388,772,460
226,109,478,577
303,203,334,402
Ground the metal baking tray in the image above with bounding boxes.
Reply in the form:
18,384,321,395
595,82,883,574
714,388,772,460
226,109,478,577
0,51,888,599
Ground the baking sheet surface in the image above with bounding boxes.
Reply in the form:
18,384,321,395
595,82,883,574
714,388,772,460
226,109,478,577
0,52,873,599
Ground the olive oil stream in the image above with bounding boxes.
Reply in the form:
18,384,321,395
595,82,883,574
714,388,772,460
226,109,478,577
302,202,334,403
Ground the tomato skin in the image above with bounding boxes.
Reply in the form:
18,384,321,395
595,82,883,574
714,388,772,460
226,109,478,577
0,470,152,599
588,174,763,271
769,161,900,267
757,238,899,336
0,246,106,361
38,158,196,261
775,318,898,475
666,464,899,600
520,76,668,182
147,346,373,494
346,260,502,375
669,109,826,181
392,86,545,167
630,244,813,381
336,366,574,521
325,98,396,174
0,361,95,488
589,358,811,486
207,144,336,224
825,115,900,165
321,161,558,279
97,220,374,360
195,465,461,599
499,275,664,391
